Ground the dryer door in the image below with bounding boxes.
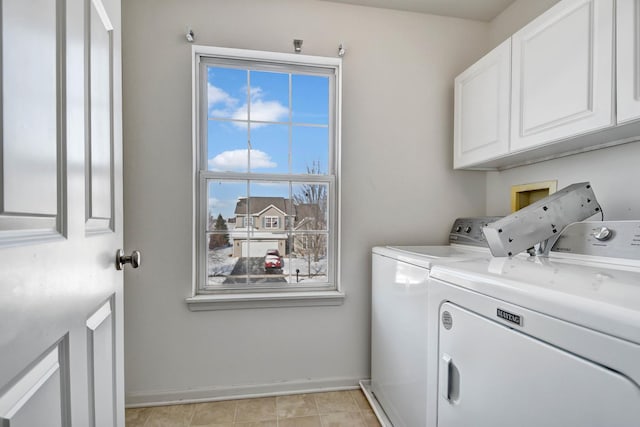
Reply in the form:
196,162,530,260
437,302,640,427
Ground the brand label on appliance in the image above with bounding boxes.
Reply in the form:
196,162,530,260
442,311,453,330
497,308,522,326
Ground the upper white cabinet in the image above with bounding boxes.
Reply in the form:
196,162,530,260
617,0,640,124
510,0,614,152
451,0,640,170
454,39,511,169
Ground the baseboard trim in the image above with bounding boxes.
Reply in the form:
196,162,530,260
125,377,366,408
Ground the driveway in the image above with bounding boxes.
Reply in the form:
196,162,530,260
223,257,286,284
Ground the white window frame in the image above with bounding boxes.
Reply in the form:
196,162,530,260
263,216,279,229
187,46,343,310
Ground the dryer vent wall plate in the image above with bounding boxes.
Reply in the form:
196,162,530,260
482,182,601,257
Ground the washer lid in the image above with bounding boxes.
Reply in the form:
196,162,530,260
373,245,491,269
430,256,640,344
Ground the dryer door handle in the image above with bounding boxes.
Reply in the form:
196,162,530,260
440,353,460,403
440,353,453,401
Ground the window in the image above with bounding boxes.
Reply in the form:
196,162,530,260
263,216,279,229
190,46,341,307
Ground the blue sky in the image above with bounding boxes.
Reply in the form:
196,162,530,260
206,66,330,220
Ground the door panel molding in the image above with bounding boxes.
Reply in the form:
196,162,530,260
86,298,116,427
0,338,70,426
518,1,595,136
510,0,613,152
85,0,115,235
0,0,67,247
617,0,640,123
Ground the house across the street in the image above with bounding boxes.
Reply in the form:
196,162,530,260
228,196,325,258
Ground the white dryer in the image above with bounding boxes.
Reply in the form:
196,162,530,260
365,217,501,427
426,221,640,427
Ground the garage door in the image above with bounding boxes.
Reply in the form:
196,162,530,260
241,240,279,257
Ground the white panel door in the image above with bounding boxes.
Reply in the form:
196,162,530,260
437,303,640,427
510,0,614,152
453,39,511,169
0,0,125,426
617,0,640,124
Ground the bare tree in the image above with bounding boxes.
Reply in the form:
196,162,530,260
293,161,327,272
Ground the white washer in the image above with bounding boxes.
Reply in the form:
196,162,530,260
426,221,640,427
364,217,502,427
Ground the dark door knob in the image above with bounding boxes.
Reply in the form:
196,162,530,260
116,249,141,270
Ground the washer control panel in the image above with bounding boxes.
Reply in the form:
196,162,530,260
551,221,640,260
449,217,503,247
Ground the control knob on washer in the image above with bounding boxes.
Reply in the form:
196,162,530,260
465,226,472,233
593,227,612,241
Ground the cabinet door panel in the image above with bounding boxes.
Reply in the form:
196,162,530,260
511,0,613,151
617,0,640,124
453,39,511,169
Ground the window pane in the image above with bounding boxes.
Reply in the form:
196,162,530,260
249,71,289,123
207,66,247,120
207,180,246,225
292,74,329,125
291,126,329,175
207,180,247,287
249,124,288,173
288,232,329,284
292,182,328,231
207,121,248,172
206,232,239,286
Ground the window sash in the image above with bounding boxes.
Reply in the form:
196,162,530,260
197,60,337,176
197,174,336,293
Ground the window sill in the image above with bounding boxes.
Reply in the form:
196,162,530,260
186,290,345,311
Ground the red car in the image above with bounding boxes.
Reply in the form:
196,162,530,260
264,249,283,271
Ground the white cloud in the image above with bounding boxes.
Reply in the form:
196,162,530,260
208,149,277,171
207,83,287,125
231,100,288,124
207,83,237,117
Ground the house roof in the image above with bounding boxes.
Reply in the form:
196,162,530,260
234,197,293,215
295,203,322,220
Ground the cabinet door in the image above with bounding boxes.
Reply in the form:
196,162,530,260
437,302,640,427
510,0,614,152
617,0,640,124
453,39,511,169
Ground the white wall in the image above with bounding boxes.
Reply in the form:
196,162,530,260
485,142,640,218
485,0,640,219
122,0,489,403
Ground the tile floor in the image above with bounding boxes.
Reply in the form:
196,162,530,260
126,389,382,427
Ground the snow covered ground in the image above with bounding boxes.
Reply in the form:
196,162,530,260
282,256,327,284
207,246,327,285
207,246,237,284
